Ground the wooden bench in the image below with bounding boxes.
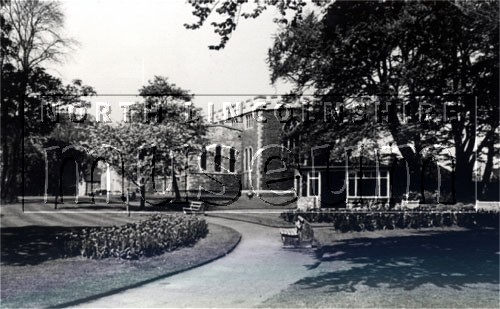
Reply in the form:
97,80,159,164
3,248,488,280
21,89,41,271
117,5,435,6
280,228,299,237
280,216,314,248
183,201,205,215
401,199,420,209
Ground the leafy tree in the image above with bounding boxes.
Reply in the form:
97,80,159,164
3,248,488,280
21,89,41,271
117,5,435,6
185,0,320,50
81,77,207,209
1,62,96,201
188,0,498,200
267,1,498,200
1,0,92,202
38,92,97,201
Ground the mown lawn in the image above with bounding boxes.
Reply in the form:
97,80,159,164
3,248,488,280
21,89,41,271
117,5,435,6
1,223,240,308
260,228,499,308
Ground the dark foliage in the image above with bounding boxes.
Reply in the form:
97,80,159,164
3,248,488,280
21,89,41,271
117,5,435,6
59,214,208,260
1,4,95,202
281,208,499,232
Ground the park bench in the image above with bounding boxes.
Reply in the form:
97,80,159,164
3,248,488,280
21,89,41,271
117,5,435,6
402,200,420,209
183,201,205,215
280,228,299,239
401,194,420,209
280,215,314,248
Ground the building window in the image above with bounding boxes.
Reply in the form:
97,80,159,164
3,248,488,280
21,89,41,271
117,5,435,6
347,170,389,198
282,136,299,152
307,171,320,197
214,145,222,172
243,147,253,171
202,145,238,174
229,148,236,172
244,114,254,129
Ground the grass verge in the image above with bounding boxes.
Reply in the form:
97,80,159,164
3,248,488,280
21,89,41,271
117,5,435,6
259,228,499,308
1,223,241,308
313,225,472,247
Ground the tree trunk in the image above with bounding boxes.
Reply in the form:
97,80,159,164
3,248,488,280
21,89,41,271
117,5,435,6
17,71,28,204
171,169,181,200
2,135,21,203
140,183,146,210
386,111,422,193
1,141,11,201
454,153,475,202
1,71,29,203
480,140,495,198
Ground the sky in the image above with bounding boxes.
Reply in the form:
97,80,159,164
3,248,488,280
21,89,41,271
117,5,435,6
48,0,293,121
43,0,497,178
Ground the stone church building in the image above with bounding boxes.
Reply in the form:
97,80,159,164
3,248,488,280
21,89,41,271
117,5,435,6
86,96,455,208
157,96,405,208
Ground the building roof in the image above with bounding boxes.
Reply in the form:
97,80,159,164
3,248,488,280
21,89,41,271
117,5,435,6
207,95,304,123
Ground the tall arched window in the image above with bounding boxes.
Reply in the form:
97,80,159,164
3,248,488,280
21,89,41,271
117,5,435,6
229,148,236,172
214,145,222,172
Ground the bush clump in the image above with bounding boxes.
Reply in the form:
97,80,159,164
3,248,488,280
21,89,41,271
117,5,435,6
60,214,208,260
281,208,499,232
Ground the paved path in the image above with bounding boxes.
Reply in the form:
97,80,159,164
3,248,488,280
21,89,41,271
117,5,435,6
4,204,497,308
77,216,317,308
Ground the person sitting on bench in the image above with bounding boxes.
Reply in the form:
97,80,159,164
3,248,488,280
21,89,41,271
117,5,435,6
295,216,304,236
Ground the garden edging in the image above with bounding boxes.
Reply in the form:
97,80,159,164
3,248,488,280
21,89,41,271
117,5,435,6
49,223,241,308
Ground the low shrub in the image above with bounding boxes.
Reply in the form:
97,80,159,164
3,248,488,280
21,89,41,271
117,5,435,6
59,214,208,260
281,208,499,232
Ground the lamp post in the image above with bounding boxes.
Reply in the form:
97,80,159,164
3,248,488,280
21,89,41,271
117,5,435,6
389,143,395,207
451,156,456,204
183,143,189,203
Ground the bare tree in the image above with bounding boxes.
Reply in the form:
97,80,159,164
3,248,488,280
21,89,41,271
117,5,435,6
3,0,75,71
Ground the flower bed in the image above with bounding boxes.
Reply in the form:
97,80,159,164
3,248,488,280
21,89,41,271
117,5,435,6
60,214,208,260
281,207,499,232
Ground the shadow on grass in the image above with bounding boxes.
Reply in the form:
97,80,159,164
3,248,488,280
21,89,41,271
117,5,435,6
301,228,499,293
47,203,183,212
50,199,188,211
1,225,87,266
1,224,241,308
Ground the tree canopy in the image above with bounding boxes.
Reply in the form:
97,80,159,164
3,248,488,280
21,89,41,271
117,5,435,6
81,76,207,208
1,0,94,202
188,0,499,200
268,1,498,198
185,0,324,50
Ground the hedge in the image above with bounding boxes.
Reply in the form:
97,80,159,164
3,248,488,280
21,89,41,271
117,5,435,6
281,208,499,232
59,214,208,260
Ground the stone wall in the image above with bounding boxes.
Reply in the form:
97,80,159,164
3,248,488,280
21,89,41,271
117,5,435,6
257,109,295,192
240,113,259,190
186,125,243,197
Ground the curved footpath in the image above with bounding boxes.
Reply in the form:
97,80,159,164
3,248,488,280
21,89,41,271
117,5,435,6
75,216,500,308
77,216,317,308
